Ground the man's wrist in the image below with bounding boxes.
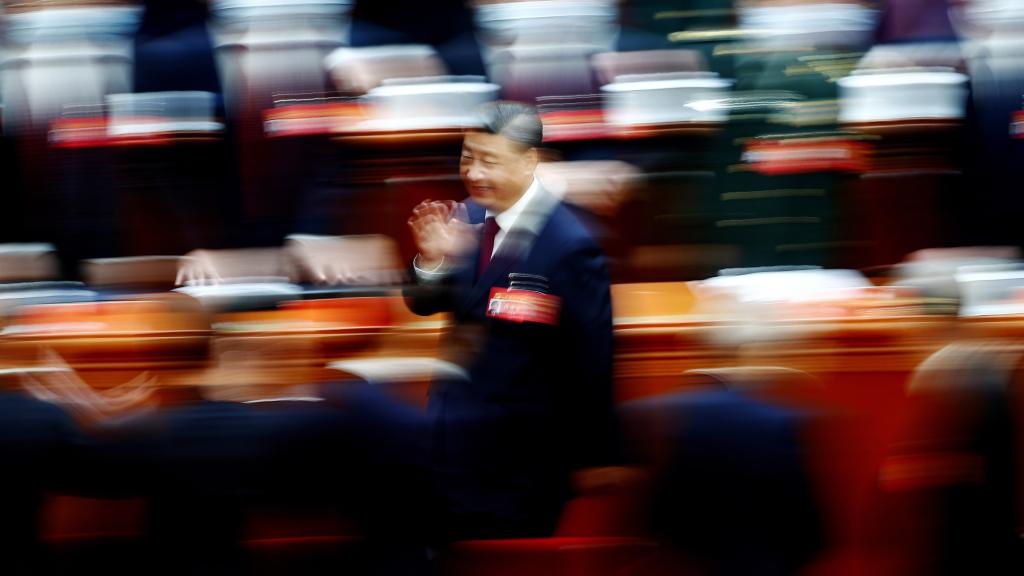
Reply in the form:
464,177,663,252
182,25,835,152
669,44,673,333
414,254,445,272
413,255,451,283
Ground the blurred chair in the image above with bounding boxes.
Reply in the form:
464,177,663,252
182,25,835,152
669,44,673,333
0,245,93,318
176,233,403,286
81,256,182,291
172,247,303,312
0,243,61,283
175,246,292,286
284,233,405,286
871,342,1024,576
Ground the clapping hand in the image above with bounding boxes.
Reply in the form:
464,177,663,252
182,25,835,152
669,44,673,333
408,200,475,269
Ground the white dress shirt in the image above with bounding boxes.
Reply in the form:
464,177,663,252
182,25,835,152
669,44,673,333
485,177,540,257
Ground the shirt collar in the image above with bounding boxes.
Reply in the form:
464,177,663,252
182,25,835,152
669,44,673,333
486,177,540,232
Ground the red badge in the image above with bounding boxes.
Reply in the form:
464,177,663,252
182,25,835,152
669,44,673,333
1011,110,1024,138
486,288,561,325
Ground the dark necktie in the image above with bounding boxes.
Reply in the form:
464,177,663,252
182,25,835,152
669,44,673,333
477,216,500,280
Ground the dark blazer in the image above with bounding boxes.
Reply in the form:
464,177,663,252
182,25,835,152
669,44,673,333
133,0,221,96
86,398,357,576
405,185,614,539
620,389,825,576
0,392,79,575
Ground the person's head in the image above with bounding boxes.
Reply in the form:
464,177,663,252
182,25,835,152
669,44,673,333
460,101,542,213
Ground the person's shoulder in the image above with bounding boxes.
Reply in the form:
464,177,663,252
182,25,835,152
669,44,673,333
545,201,601,252
0,392,79,437
0,391,61,414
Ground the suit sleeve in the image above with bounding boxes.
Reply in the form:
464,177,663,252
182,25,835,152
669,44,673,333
402,262,459,317
555,240,618,469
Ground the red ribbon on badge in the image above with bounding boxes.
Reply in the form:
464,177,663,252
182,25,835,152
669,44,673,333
1011,110,1024,139
486,288,561,325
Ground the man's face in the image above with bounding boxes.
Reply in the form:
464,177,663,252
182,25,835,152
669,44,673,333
460,131,537,213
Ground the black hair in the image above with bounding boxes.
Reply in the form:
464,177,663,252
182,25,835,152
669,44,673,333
474,101,543,149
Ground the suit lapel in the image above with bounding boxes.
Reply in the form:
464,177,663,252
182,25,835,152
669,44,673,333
458,242,515,318
457,186,560,316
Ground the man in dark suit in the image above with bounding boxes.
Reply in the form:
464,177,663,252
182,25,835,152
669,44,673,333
406,101,615,541
0,377,80,576
620,387,824,575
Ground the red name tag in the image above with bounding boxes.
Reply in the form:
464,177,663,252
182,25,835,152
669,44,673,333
486,288,561,325
1012,110,1024,138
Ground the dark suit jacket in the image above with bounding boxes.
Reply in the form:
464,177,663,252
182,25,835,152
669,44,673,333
0,392,80,575
133,0,221,96
621,389,825,576
405,186,614,539
86,398,354,576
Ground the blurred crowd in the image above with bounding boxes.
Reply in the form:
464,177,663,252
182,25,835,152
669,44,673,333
0,0,1021,278
2,0,1024,575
